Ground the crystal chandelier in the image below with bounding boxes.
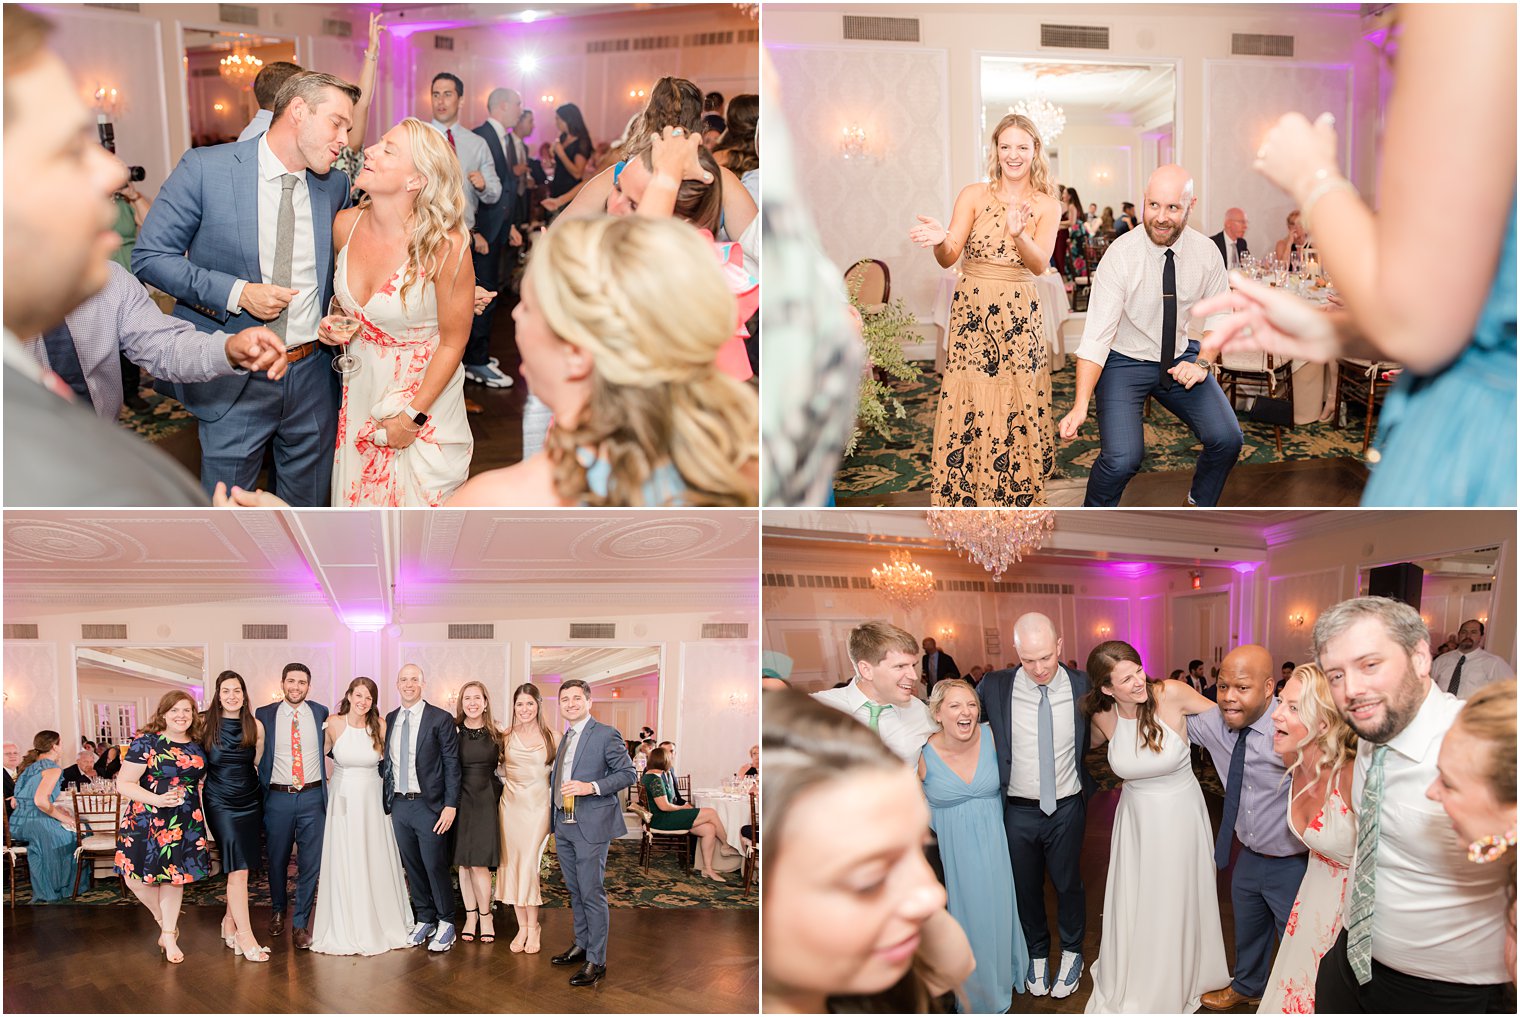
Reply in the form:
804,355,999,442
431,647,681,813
731,3,759,20
1010,95,1066,146
219,44,263,89
925,510,1056,582
870,549,936,611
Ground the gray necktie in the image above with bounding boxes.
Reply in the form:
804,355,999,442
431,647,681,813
1037,684,1056,815
398,708,411,794
270,174,298,341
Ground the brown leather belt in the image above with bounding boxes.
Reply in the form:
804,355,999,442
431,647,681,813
285,341,320,365
268,782,319,793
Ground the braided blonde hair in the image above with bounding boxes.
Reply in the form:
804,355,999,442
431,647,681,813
984,112,1058,200
358,117,468,304
528,216,758,506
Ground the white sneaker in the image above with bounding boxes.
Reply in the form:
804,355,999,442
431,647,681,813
1026,957,1050,996
1051,950,1084,999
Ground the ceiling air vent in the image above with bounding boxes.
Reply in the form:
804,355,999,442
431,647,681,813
587,38,632,54
1472,582,1494,593
190,67,223,78
87,3,141,11
82,624,128,640
570,623,616,640
937,579,989,593
701,623,750,640
448,624,495,640
434,35,455,51
242,624,288,640
218,4,259,27
321,18,353,38
762,572,795,588
1232,33,1295,57
842,15,919,43
3,624,39,640
632,34,680,50
1042,23,1110,50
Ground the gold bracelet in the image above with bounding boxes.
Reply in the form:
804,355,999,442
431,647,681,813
1301,175,1357,234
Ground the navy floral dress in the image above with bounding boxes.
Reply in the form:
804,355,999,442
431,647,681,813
114,732,211,884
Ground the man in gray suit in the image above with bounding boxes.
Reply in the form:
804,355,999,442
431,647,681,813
133,71,358,505
3,5,206,506
550,679,636,987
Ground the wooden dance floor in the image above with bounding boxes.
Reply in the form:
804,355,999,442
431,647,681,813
2,904,756,1014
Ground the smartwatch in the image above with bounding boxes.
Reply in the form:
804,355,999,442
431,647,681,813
402,403,429,427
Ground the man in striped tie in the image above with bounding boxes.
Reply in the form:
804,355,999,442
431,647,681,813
1312,597,1510,1011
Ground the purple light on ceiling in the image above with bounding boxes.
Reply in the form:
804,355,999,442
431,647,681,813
1231,562,1263,574
342,612,388,633
1103,562,1158,579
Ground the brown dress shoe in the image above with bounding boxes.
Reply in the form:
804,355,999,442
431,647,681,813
1200,986,1260,1010
465,397,484,414
293,926,313,950
269,912,285,937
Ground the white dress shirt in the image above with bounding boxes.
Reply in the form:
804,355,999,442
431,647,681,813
1429,646,1515,699
1074,225,1231,366
507,130,530,198
1345,683,1508,983
428,119,502,230
561,715,600,795
811,680,938,764
225,136,322,349
1008,667,1081,799
237,108,272,144
272,700,322,786
391,700,427,794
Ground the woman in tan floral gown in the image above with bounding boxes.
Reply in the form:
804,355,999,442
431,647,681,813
911,113,1062,505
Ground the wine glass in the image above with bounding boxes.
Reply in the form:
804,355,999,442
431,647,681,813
321,295,362,376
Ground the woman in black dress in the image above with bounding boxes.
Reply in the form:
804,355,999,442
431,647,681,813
200,670,269,961
454,681,505,943
114,691,212,963
548,102,592,202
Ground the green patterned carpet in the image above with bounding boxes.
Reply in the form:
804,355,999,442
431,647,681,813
838,361,1368,499
12,839,754,910
120,370,194,442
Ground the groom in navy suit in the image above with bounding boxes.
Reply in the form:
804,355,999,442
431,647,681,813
254,662,328,948
132,71,358,506
977,613,1097,1001
384,663,461,952
550,679,636,987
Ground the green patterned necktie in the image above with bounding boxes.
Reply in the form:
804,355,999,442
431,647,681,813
863,701,892,732
1347,744,1390,984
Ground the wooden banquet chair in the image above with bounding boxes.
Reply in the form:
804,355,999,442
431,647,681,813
741,790,759,894
676,774,692,800
1217,350,1296,455
1334,357,1401,453
69,788,122,898
843,258,890,314
3,811,28,908
633,802,694,873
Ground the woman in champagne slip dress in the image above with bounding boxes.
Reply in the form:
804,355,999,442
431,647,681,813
494,683,556,954
911,113,1061,507
328,117,474,507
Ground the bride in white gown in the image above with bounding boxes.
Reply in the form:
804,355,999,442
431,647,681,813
324,117,474,506
310,677,413,955
1082,641,1230,1014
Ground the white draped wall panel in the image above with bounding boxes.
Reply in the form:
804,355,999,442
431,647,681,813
223,642,338,716
1264,568,1345,666
675,641,759,790
395,641,511,719
3,643,61,750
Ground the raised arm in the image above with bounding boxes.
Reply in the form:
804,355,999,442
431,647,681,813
347,13,383,154
910,184,980,269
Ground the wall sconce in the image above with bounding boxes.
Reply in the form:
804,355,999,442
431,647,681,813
539,93,555,104
1093,167,1111,183
938,625,954,640
270,690,282,701
1288,611,1308,629
93,87,121,115
213,101,227,114
1097,624,1112,638
627,88,647,100
727,689,752,708
445,688,459,706
840,125,868,161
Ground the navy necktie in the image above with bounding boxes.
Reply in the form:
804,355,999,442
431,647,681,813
1215,727,1248,869
41,321,92,407
1159,248,1178,388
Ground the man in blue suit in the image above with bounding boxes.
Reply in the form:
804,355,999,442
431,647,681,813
550,679,636,987
254,662,328,948
383,663,461,952
977,613,1096,1001
467,86,524,389
132,71,358,505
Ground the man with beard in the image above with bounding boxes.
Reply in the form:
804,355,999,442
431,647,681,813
1059,165,1243,506
1429,617,1515,699
1313,597,1509,1011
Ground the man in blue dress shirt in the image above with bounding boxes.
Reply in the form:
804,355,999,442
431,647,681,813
1188,644,1308,1010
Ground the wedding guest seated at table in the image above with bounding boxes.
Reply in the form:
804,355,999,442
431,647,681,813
741,744,758,778
60,748,99,788
1427,679,1517,983
1260,663,1359,1013
10,731,84,901
762,690,975,1014
1197,5,1515,506
95,744,122,781
642,746,729,882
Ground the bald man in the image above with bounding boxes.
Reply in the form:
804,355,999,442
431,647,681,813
1210,207,1250,271
977,613,1097,998
1059,165,1243,506
1187,645,1307,1010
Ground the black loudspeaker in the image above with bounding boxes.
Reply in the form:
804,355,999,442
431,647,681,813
1368,562,1423,609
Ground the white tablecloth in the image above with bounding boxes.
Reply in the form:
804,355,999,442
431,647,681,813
690,789,752,854
933,268,1067,374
